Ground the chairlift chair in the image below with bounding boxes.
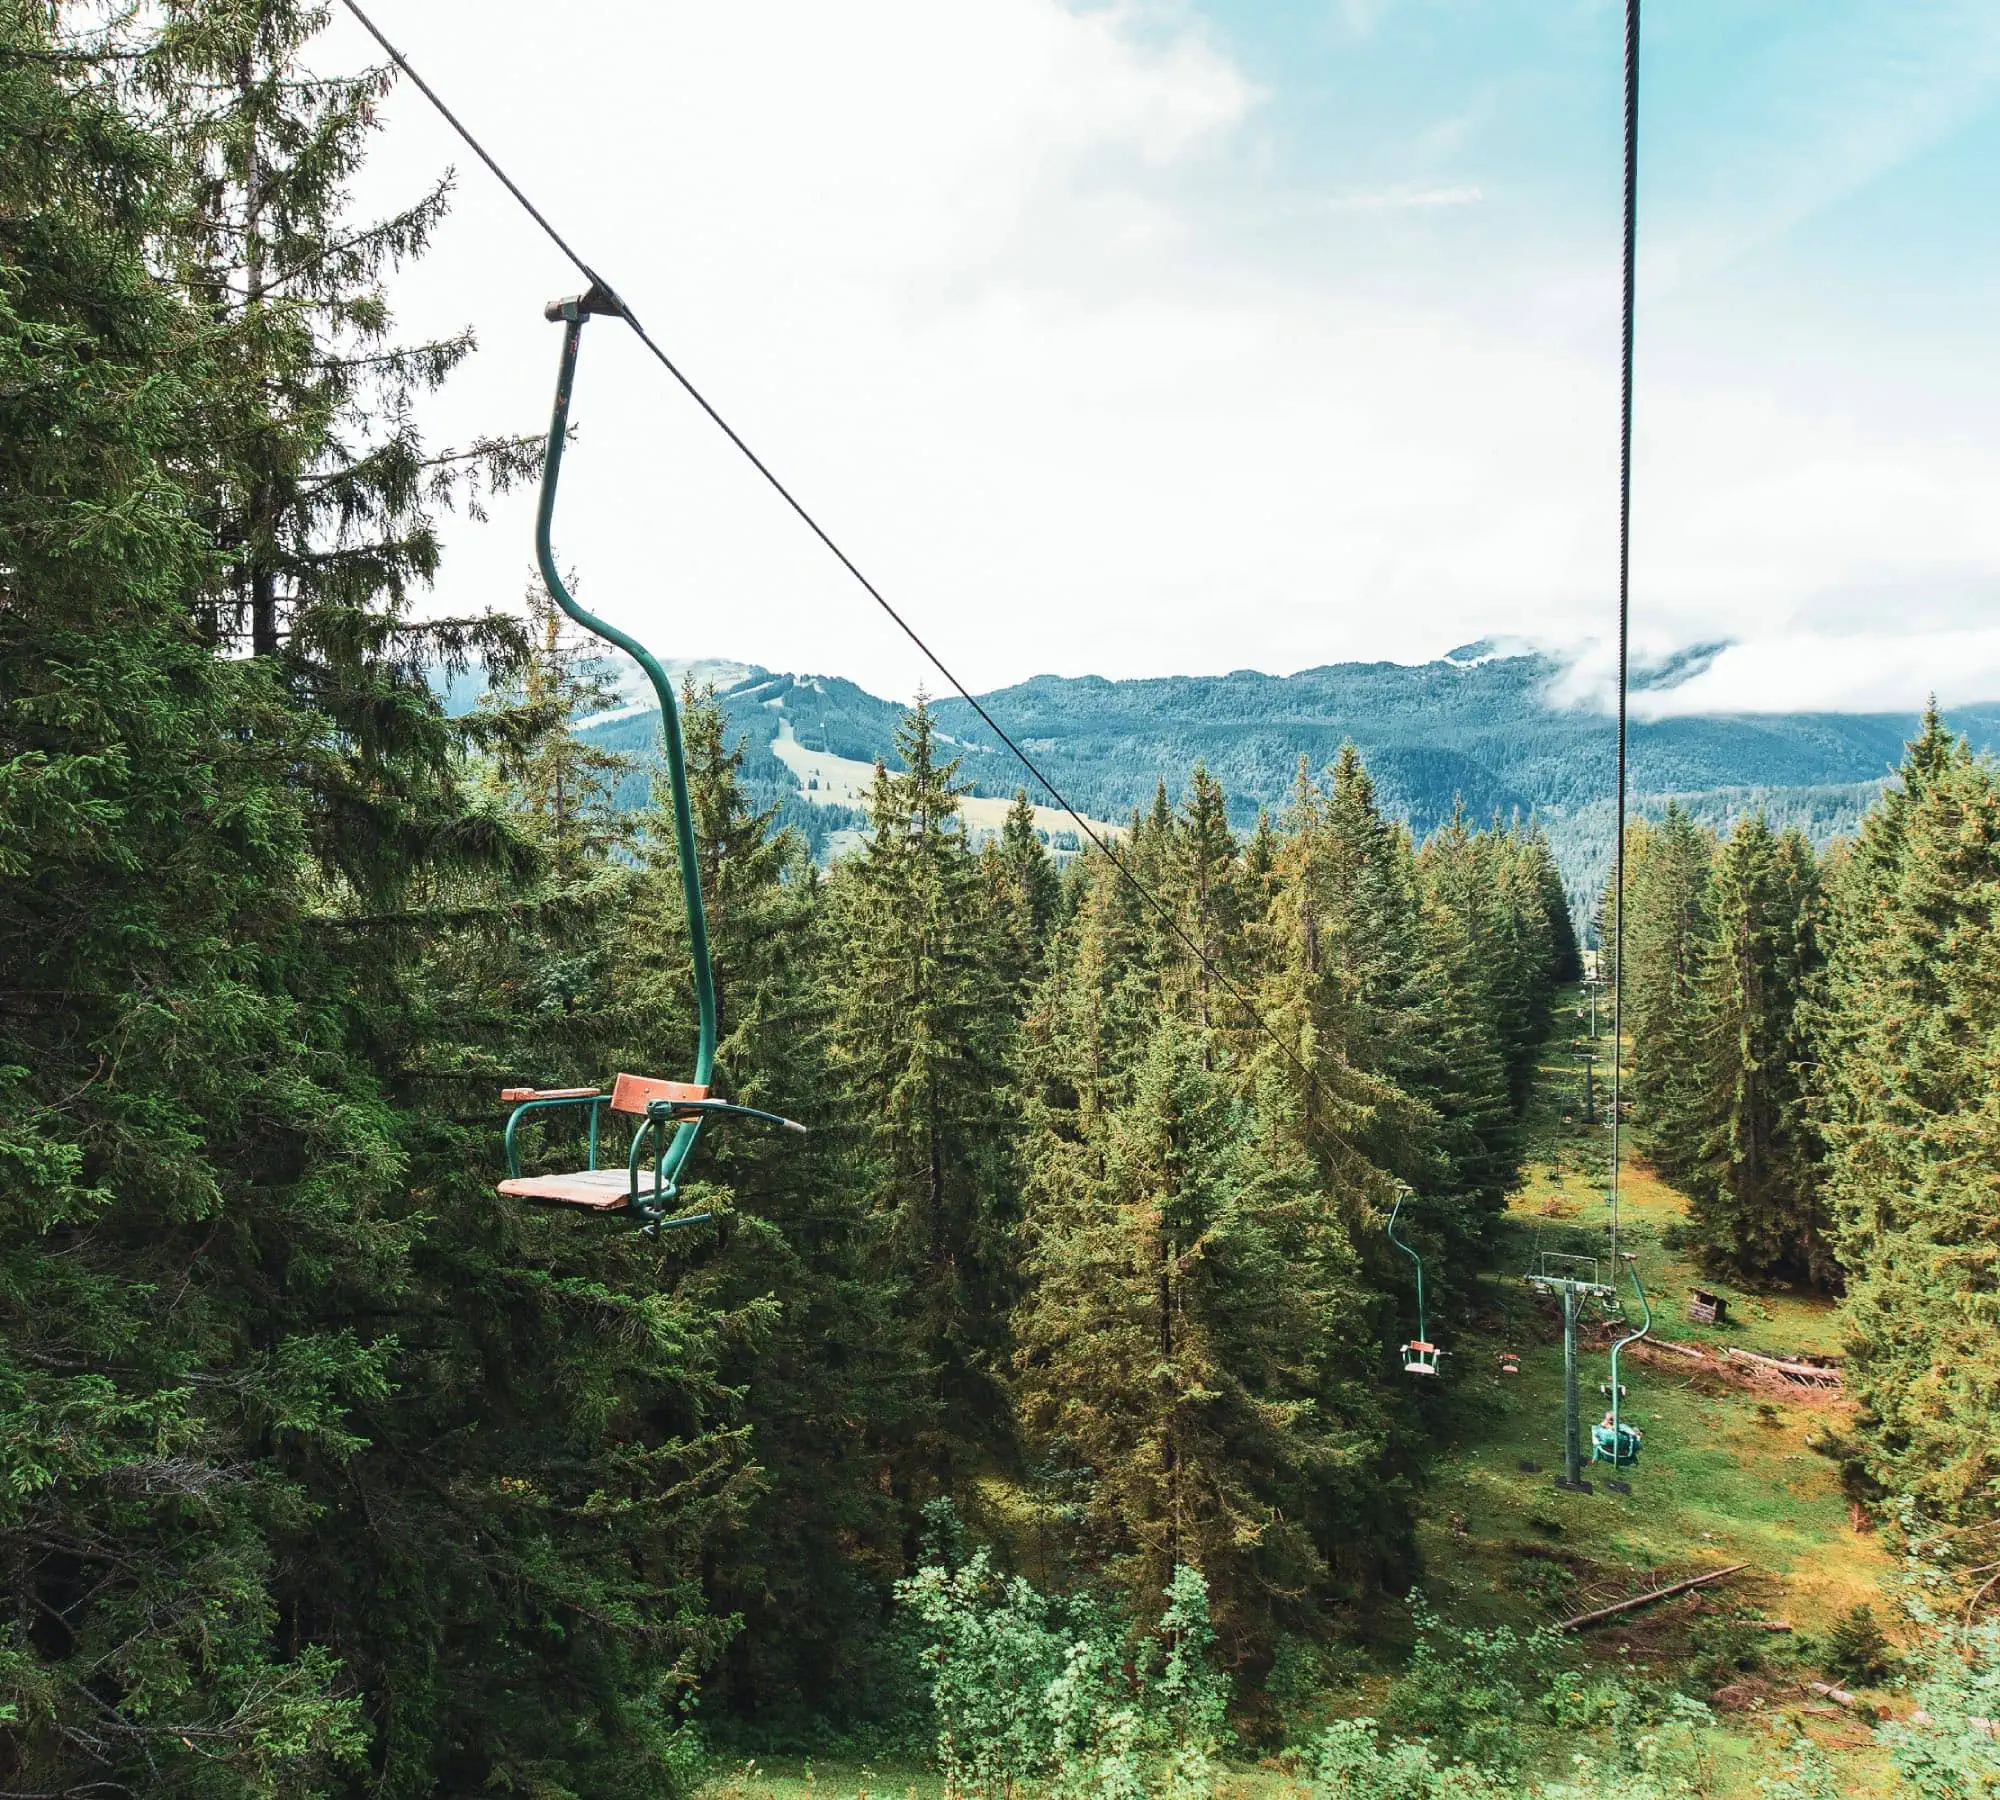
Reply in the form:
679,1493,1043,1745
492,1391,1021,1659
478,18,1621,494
1387,1187,1443,1376
1590,1255,1652,1469
498,288,804,1229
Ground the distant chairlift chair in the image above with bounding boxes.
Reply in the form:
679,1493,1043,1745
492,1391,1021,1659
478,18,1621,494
1388,1186,1445,1376
1591,1255,1652,1469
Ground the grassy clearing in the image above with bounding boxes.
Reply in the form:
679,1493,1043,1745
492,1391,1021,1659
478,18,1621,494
1409,989,1901,1791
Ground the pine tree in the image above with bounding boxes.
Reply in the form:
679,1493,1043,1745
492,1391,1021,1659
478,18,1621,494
599,688,921,1724
827,700,1019,1474
1255,752,1440,1203
1013,1016,1396,1671
0,18,371,1786
1529,825,1584,984
1414,806,1530,1194
1677,815,1827,1283
1818,712,2000,1519
154,0,534,888
983,788,1060,1002
1624,803,1714,1189
1162,764,1247,1045
0,9,762,1791
478,580,635,880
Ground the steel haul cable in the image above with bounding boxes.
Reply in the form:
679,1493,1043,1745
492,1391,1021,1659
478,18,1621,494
1609,0,1640,1267
336,0,1368,1148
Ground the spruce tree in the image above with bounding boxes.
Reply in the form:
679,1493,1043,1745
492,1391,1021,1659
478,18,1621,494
827,700,1018,1474
1624,802,1713,1189
1414,806,1530,1193
478,581,635,879
0,9,763,1791
600,688,920,1724
1163,764,1247,1045
1256,752,1440,1203
1678,815,1827,1283
154,0,534,886
1529,825,1584,983
983,787,1061,1002
0,18,371,1786
1014,1016,1395,1671
1818,712,2000,1519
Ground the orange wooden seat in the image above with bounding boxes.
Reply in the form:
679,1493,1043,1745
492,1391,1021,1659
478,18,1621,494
1401,1338,1443,1376
607,1073,707,1114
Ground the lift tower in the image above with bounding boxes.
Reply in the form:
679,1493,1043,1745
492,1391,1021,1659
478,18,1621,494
1526,1254,1619,1492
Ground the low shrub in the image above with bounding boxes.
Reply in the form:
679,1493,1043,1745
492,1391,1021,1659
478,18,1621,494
1380,1595,1568,1772
895,1523,1229,1800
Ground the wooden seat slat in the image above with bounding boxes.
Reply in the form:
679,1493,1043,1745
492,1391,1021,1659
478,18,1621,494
498,1169,633,1211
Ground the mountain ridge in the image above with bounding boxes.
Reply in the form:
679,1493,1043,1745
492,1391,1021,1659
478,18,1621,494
535,649,2000,915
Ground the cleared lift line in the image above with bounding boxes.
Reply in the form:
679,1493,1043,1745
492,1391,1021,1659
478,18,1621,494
336,0,1369,1132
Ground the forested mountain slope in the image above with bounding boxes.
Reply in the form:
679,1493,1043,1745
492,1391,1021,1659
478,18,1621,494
561,650,2000,908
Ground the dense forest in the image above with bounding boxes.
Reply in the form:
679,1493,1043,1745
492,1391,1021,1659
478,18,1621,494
1618,725,2000,1524
4,7,1998,1800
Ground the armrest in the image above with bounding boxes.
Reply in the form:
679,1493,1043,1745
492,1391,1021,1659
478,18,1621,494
502,1090,609,1178
645,1097,808,1134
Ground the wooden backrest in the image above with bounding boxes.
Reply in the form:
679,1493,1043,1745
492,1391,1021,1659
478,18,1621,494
609,1072,710,1116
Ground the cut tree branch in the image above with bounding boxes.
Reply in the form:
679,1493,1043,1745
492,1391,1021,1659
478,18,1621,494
1556,1563,1750,1631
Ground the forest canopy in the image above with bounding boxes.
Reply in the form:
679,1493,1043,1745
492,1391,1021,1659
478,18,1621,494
4,6,1999,1799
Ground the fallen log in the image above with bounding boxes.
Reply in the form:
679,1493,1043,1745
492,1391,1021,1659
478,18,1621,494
1644,1337,1711,1362
1556,1564,1751,1632
1722,1347,1843,1387
1807,1680,1859,1709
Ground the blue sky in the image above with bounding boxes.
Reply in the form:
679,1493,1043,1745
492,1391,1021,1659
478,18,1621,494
346,0,2000,711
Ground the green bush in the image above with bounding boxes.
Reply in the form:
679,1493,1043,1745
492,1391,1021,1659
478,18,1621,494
895,1530,1229,1800
1874,1615,2000,1799
1307,1719,1513,1800
1380,1596,1568,1772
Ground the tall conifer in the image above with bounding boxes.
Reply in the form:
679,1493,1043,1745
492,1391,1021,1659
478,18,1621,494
1014,1017,1394,1671
1624,802,1714,1189
1818,713,2000,1518
1676,815,1827,1283
828,701,1017,1472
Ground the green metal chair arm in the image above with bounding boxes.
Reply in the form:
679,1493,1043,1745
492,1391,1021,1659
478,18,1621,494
502,1092,609,1179
643,1098,808,1134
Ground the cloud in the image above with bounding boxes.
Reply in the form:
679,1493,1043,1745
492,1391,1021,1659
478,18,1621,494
1317,183,1485,213
1634,631,2000,719
331,0,2000,713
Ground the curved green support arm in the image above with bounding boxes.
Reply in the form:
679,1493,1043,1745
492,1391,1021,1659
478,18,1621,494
1387,1185,1427,1345
537,289,717,1218
504,1093,607,1178
1606,1253,1652,1444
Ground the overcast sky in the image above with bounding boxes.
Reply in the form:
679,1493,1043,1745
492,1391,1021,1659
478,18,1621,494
329,0,2000,714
